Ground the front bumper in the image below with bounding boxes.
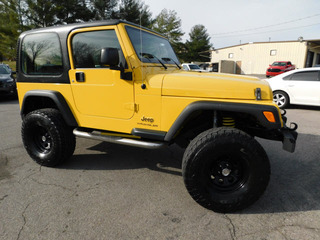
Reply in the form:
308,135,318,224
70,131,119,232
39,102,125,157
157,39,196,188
266,71,283,77
279,111,298,153
280,124,298,153
0,81,16,96
253,111,298,153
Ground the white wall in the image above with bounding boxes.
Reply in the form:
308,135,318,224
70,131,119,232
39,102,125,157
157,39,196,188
211,41,308,74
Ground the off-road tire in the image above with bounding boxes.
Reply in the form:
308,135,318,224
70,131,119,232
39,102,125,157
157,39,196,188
182,127,270,213
21,108,76,167
273,90,289,109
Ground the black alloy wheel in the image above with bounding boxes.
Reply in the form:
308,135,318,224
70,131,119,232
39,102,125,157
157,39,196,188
22,108,76,167
182,127,270,213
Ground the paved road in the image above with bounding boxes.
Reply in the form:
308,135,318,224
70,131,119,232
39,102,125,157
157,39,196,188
1,98,320,240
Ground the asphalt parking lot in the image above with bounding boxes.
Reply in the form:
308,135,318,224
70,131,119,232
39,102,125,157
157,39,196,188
1,98,320,240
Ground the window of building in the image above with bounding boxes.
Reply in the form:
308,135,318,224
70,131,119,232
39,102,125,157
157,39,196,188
228,53,234,59
270,50,277,56
315,53,320,65
71,30,126,69
21,33,63,75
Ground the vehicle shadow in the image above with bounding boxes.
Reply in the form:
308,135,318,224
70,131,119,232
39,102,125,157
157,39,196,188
61,132,320,214
286,104,320,111
0,96,18,103
61,141,184,177
243,132,320,214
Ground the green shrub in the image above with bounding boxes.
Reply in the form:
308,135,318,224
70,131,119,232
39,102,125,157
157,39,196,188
2,61,16,71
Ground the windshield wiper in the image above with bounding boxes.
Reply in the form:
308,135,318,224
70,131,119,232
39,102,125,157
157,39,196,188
140,52,167,70
162,57,181,69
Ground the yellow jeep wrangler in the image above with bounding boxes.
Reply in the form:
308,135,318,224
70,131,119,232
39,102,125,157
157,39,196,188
16,20,298,213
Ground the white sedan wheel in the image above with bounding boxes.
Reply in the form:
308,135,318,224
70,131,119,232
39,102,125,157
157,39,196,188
273,91,289,108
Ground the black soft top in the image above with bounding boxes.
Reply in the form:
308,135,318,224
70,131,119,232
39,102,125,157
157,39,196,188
16,20,163,84
19,20,160,39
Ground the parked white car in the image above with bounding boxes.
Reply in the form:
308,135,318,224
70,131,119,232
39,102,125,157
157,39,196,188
266,67,320,108
182,63,208,72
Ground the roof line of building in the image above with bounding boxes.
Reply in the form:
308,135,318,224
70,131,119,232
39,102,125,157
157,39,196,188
213,39,320,51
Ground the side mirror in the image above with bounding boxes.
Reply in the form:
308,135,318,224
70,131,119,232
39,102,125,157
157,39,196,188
100,48,119,67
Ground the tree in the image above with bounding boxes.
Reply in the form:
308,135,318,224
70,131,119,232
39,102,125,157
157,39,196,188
152,9,184,56
89,0,118,20
118,0,153,28
184,24,212,62
0,0,21,60
24,0,56,27
54,0,94,24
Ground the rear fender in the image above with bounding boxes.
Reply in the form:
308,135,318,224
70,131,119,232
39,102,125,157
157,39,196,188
21,90,78,127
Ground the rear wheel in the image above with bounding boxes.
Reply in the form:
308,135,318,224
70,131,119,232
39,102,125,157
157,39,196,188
273,91,289,109
22,108,76,167
182,127,270,213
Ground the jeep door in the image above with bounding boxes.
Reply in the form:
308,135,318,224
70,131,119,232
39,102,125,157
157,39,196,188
68,27,134,119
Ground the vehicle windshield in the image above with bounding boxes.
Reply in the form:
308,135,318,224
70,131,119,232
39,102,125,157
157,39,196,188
272,62,286,66
0,65,10,74
189,64,201,70
126,26,180,65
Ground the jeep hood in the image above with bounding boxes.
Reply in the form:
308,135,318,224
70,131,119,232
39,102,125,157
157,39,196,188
162,72,272,100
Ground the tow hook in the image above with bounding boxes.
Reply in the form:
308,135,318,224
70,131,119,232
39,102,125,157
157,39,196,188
281,109,287,123
288,122,298,131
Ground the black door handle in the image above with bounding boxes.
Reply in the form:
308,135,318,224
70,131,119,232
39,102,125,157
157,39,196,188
76,72,85,82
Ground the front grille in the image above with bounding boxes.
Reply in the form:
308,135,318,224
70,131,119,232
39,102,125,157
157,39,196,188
267,68,282,72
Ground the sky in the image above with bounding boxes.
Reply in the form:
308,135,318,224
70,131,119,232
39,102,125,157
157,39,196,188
142,0,320,49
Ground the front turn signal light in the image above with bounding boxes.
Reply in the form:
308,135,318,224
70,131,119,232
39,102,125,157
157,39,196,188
263,111,276,123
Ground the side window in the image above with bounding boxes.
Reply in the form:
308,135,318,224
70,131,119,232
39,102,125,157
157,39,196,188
71,30,126,69
283,74,292,80
21,33,63,75
290,71,319,81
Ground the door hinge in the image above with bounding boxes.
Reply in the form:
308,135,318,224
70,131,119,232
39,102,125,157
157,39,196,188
124,103,139,112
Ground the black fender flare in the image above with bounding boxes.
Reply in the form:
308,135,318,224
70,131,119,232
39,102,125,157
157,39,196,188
164,101,281,141
21,90,78,127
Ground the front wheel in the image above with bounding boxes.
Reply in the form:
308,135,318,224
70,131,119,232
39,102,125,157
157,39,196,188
21,108,76,167
182,127,270,213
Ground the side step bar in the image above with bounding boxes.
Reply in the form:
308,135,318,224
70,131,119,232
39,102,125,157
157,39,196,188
73,128,165,149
